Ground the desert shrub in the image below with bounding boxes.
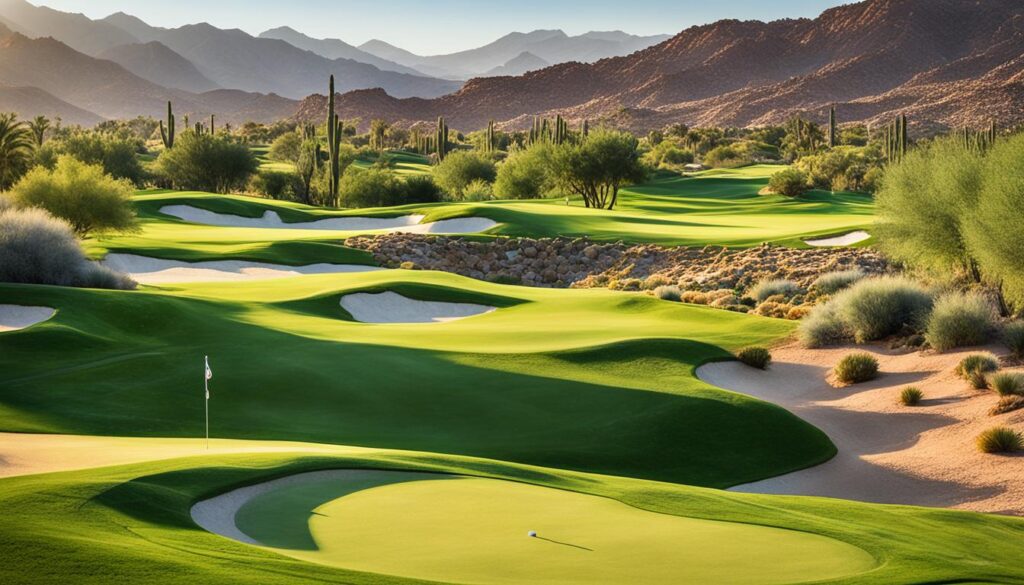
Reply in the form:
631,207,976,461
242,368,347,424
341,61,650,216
249,170,302,201
812,269,866,295
899,386,923,406
753,301,792,319
268,131,302,163
643,275,671,290
1002,321,1024,360
834,352,879,384
462,179,494,201
750,279,799,302
976,426,1023,454
799,303,849,348
653,285,681,301
337,169,405,208
768,168,808,197
786,306,811,320
956,353,1000,390
736,347,771,370
832,276,933,343
0,208,134,289
156,132,257,193
989,372,1024,397
710,295,742,308
39,132,146,185
401,175,445,203
432,151,496,199
493,143,553,199
991,396,1024,416
924,292,996,351
680,291,708,305
9,156,137,236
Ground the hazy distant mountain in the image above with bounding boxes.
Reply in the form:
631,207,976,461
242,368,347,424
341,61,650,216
0,83,103,125
483,52,549,77
0,0,138,55
258,26,427,77
297,0,1024,133
358,29,670,79
99,41,219,94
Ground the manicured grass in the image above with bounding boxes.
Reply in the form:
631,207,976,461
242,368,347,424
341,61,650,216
2,451,1024,584
0,272,819,488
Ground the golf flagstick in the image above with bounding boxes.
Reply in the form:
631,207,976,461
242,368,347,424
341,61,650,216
204,356,212,450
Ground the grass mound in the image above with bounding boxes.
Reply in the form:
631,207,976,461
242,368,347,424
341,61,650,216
834,352,880,385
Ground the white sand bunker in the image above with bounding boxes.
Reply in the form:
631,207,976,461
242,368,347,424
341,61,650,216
0,305,55,332
102,253,383,284
340,291,495,323
161,205,497,234
805,231,871,247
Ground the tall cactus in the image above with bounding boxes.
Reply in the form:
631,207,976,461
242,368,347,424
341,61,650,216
159,101,175,149
828,105,836,148
582,119,589,139
210,114,215,135
435,116,448,160
485,120,495,152
326,75,342,201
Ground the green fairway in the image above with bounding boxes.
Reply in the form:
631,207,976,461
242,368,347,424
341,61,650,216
3,450,1024,584
231,470,875,584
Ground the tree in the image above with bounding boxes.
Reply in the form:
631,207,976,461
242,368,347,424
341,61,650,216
431,150,497,199
547,129,646,209
155,132,258,193
337,168,404,208
38,132,146,185
9,156,138,236
295,139,320,205
28,115,50,147
0,113,35,190
494,143,553,199
768,168,809,197
268,131,302,163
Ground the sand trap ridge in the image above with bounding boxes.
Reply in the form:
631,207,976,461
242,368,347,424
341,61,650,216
697,344,1024,515
161,205,497,234
102,253,384,284
340,291,495,323
804,231,871,247
0,305,55,332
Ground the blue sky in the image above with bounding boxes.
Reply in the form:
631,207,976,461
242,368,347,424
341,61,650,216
36,0,849,54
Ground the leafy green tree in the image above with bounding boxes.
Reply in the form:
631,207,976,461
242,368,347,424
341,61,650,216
768,168,809,197
156,132,258,193
0,113,35,190
548,129,646,209
295,139,320,204
39,132,145,185
494,143,553,199
268,131,302,163
9,156,137,236
432,150,497,199
337,168,404,208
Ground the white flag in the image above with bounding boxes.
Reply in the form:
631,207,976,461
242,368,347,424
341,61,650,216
205,357,212,400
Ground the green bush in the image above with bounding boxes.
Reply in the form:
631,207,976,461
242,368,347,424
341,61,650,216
0,207,134,289
956,353,999,390
833,276,933,343
812,269,865,295
9,156,137,236
156,132,257,193
401,175,445,203
268,131,302,163
653,285,681,301
1003,321,1024,359
989,372,1024,397
749,279,799,303
462,179,493,202
799,303,849,348
249,170,302,201
736,347,772,370
899,386,923,406
39,131,146,185
337,169,404,208
493,143,553,199
432,150,496,199
924,292,996,351
976,426,1023,454
834,352,879,384
768,168,808,197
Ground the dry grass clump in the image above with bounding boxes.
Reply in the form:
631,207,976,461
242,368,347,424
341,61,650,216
736,347,772,370
642,274,671,290
989,372,1024,397
680,290,709,305
798,276,932,347
899,386,924,406
1003,321,1024,360
924,291,997,351
956,353,1000,390
749,279,800,303
990,396,1024,416
653,285,682,301
834,352,880,385
812,269,866,295
975,426,1023,454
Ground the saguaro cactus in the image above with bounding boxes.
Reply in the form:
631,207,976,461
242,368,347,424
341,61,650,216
210,114,215,135
828,106,836,148
435,116,449,160
159,101,175,149
326,75,343,201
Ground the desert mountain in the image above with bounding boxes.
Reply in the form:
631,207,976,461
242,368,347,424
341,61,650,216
99,41,220,94
298,0,1024,132
483,52,550,77
0,83,103,125
258,26,426,77
358,29,670,79
0,0,137,55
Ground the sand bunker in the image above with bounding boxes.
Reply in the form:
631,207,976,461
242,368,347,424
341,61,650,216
102,253,383,284
192,470,874,584
805,231,871,247
161,205,497,234
340,291,495,323
697,344,1024,515
0,305,55,332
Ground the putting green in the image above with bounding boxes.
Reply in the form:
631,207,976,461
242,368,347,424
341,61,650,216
223,470,876,585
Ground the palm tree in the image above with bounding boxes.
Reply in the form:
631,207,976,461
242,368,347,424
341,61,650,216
28,115,50,147
0,113,35,190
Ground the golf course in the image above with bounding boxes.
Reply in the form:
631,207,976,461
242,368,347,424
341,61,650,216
3,157,1024,585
